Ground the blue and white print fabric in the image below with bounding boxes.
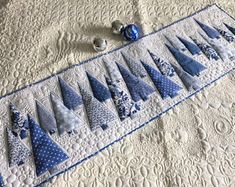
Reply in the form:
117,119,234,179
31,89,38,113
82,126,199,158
142,62,182,99
116,63,155,102
121,52,147,78
6,128,31,167
79,85,117,131
106,77,141,121
86,72,111,102
36,101,57,134
166,44,206,76
103,59,122,83
148,50,175,77
214,27,235,42
0,174,4,187
9,104,28,139
177,36,202,55
201,34,235,61
50,93,82,135
28,115,69,176
191,37,220,60
172,64,201,91
58,77,83,110
194,19,220,39
164,35,187,51
224,23,235,35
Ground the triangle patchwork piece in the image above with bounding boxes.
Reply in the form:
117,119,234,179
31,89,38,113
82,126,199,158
224,23,235,35
58,77,83,110
0,174,4,187
28,115,69,176
50,93,82,135
147,49,175,77
214,27,235,43
103,59,122,83
9,104,28,139
121,52,147,78
166,44,206,76
177,36,201,55
141,61,182,99
6,128,31,167
86,72,111,102
105,76,141,121
191,37,220,60
116,63,155,102
172,64,201,91
36,101,57,135
194,19,220,39
79,85,117,131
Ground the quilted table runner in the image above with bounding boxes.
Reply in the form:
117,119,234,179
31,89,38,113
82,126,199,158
0,4,235,187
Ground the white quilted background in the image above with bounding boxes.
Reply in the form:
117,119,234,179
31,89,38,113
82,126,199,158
0,0,234,186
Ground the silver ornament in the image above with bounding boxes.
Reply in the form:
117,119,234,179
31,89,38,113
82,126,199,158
111,20,124,34
93,37,107,52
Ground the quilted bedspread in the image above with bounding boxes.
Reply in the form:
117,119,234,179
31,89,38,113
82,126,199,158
0,0,235,187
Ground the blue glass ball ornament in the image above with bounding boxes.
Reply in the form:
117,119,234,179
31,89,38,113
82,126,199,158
122,24,141,41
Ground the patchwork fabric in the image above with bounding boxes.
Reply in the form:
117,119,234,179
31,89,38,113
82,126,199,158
214,27,235,42
103,59,122,83
0,174,4,187
50,93,82,135
202,35,235,61
6,128,31,167
58,77,83,110
86,72,111,102
9,104,28,139
166,44,206,76
177,36,202,55
191,37,220,60
79,85,117,130
121,52,147,78
172,64,201,91
116,63,155,102
194,19,220,39
28,115,69,176
142,62,182,99
164,35,187,51
36,101,57,134
106,77,141,121
224,23,235,35
0,5,235,186
147,49,175,77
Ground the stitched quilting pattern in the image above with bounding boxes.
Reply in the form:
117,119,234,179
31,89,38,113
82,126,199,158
0,5,234,186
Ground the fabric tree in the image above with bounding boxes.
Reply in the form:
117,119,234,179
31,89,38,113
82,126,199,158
58,77,83,110
166,44,206,76
50,93,82,135
6,128,31,167
79,85,117,131
86,72,111,102
36,101,57,134
141,61,182,99
28,115,69,176
116,63,155,102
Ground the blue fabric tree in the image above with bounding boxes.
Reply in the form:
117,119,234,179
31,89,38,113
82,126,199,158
86,72,111,102
0,174,4,187
28,115,69,176
58,77,83,110
9,103,28,139
194,19,220,39
224,23,235,35
141,61,182,99
166,44,206,76
36,101,57,135
116,63,155,102
177,36,201,55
